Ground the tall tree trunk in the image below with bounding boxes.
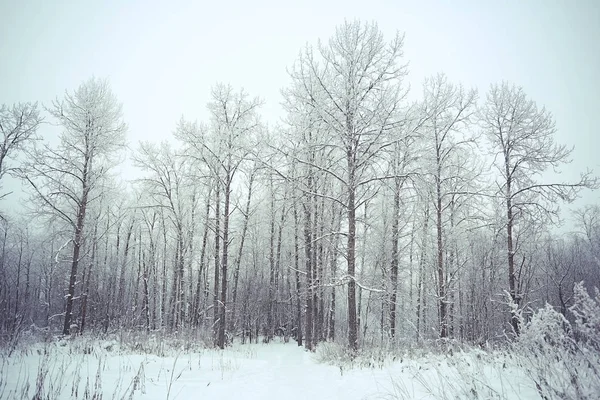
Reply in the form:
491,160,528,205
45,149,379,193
436,185,447,338
80,219,98,333
193,193,211,327
175,227,185,330
231,172,254,331
171,235,180,330
119,218,135,326
213,181,221,346
133,230,142,327
267,175,276,342
347,156,358,352
142,248,150,333
65,147,92,334
63,196,88,335
102,212,112,333
0,227,8,331
148,214,157,330
160,212,168,328
293,198,303,346
186,191,198,326
315,195,324,343
24,238,32,326
389,179,401,339
328,208,342,341
505,170,519,334
303,197,314,351
435,144,448,339
218,176,231,349
274,201,287,336
13,237,23,335
416,204,430,342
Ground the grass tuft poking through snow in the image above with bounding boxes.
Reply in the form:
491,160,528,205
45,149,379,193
2,316,599,400
315,340,538,399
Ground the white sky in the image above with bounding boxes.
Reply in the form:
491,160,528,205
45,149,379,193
1,0,599,226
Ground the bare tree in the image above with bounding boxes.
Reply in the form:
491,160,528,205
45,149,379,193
229,165,257,332
387,132,417,340
0,102,42,199
574,205,600,269
419,74,477,338
177,84,262,349
19,77,127,335
285,20,408,352
134,141,192,331
480,82,598,334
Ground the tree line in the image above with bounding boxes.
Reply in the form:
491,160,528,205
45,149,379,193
0,21,597,352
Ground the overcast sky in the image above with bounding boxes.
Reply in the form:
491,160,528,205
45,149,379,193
1,0,599,227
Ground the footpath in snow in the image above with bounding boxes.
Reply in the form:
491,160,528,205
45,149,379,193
3,339,542,399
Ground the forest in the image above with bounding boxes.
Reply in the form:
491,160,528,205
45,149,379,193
1,22,600,397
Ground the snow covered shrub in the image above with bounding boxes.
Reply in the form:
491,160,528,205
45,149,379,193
516,303,574,352
315,342,353,368
570,282,600,351
513,284,600,400
111,328,210,356
316,341,403,371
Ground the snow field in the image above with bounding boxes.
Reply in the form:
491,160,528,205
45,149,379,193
1,337,553,400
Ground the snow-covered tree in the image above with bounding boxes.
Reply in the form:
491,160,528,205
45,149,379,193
19,77,127,335
0,102,42,200
285,20,408,352
480,82,598,334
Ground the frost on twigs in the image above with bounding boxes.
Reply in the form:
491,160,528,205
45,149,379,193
513,283,600,400
570,281,600,351
315,341,403,371
502,289,525,338
517,304,574,351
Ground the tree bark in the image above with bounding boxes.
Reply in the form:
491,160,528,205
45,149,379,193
389,179,400,338
63,154,90,335
213,180,221,346
346,149,358,353
217,175,231,349
193,193,211,327
293,198,303,346
267,175,276,342
303,197,314,351
505,168,519,334
231,171,254,331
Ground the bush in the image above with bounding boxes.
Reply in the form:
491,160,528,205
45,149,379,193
570,282,600,351
315,341,406,372
513,283,600,400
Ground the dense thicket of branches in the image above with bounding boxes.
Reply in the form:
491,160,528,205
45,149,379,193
0,21,597,351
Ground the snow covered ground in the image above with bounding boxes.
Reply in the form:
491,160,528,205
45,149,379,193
1,338,546,399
